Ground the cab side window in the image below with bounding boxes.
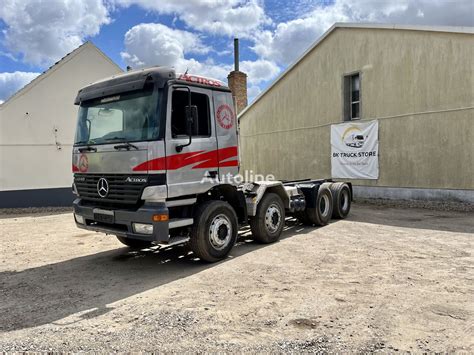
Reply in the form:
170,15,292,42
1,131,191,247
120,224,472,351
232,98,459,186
171,91,211,138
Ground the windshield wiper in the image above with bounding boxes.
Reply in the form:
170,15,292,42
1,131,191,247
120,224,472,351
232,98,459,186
75,140,97,152
113,141,139,151
105,137,139,150
78,146,97,153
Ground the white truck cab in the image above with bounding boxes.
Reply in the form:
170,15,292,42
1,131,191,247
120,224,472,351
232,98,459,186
72,66,352,262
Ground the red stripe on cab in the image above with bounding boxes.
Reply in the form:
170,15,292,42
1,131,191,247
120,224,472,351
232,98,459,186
132,146,238,171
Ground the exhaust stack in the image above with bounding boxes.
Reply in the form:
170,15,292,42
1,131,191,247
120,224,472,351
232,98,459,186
227,38,248,114
234,38,239,72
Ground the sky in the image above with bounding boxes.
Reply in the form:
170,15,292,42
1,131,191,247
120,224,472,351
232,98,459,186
0,0,473,104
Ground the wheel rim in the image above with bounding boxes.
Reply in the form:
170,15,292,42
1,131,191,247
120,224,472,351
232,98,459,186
265,203,282,234
319,193,330,217
340,189,349,211
209,214,232,250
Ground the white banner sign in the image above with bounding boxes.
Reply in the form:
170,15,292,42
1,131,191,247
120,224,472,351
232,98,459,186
331,120,379,179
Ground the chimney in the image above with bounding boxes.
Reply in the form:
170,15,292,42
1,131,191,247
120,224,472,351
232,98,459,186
227,38,248,114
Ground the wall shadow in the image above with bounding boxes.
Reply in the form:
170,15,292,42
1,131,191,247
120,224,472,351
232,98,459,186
0,219,313,332
347,203,474,234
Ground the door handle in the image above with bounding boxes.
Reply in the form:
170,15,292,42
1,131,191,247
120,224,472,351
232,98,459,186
206,171,218,178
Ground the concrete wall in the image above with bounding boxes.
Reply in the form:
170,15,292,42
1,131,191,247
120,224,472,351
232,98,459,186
239,28,474,197
0,43,122,193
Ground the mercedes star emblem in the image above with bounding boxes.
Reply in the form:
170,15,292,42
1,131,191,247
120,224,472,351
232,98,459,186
97,178,109,198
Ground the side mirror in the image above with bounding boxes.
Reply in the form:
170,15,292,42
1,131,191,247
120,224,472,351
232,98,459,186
176,104,197,153
85,118,91,137
174,86,196,153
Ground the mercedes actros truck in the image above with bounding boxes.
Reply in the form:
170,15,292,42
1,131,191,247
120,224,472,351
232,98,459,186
72,67,352,262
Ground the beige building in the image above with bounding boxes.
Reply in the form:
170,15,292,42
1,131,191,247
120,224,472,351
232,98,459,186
239,23,474,203
0,42,122,207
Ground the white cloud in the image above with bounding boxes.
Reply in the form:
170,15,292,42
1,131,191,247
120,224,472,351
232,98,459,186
0,0,111,66
0,72,41,102
116,0,269,38
121,22,281,87
121,23,210,67
253,6,347,65
121,23,230,80
254,0,474,66
338,0,474,26
240,59,281,85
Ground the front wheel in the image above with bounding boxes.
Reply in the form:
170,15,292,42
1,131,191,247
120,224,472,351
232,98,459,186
189,200,238,262
250,193,285,244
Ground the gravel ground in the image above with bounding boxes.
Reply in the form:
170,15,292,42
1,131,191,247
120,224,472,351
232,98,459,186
0,203,473,352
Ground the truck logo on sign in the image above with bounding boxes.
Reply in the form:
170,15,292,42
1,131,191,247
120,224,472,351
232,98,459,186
342,127,367,149
216,104,234,129
97,178,109,198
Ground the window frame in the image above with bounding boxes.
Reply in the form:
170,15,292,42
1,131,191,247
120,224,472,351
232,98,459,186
170,88,212,139
342,71,362,121
74,85,164,146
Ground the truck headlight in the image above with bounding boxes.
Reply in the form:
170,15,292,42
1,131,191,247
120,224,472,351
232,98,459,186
141,185,167,201
74,213,84,224
133,223,153,235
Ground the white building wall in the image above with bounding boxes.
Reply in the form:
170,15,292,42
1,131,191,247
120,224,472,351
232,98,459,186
0,43,122,193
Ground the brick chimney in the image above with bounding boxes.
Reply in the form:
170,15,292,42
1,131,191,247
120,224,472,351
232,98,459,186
227,38,248,114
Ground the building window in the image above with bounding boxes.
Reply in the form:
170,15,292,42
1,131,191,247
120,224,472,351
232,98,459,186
171,91,211,138
343,73,360,121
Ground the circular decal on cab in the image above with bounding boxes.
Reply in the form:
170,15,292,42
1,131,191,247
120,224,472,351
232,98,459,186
216,104,234,129
78,154,89,172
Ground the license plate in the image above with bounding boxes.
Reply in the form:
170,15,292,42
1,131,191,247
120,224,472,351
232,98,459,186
93,208,115,224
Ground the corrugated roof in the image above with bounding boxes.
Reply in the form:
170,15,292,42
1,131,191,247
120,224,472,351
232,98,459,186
239,23,474,118
0,41,122,107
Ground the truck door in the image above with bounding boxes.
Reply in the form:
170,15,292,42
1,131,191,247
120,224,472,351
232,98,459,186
212,90,239,180
165,86,218,198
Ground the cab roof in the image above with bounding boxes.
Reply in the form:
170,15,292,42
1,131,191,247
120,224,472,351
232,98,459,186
74,66,229,104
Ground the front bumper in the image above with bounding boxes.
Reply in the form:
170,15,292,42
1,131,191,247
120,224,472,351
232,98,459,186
73,198,169,242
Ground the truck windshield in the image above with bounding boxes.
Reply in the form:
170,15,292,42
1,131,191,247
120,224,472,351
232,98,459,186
74,85,161,145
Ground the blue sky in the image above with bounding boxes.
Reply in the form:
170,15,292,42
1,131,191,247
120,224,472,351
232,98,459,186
1,0,473,104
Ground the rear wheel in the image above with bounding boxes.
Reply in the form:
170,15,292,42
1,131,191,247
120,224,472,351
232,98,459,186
302,184,333,226
189,200,238,262
250,193,285,244
116,236,153,249
330,182,351,219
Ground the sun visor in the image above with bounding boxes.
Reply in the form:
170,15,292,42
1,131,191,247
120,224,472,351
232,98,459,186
74,76,148,105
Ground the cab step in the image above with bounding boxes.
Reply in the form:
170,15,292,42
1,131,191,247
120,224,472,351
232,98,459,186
159,235,190,248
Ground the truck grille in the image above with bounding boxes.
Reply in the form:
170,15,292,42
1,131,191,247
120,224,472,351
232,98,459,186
74,174,148,205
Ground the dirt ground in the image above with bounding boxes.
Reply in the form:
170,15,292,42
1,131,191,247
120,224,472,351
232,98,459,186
0,203,472,352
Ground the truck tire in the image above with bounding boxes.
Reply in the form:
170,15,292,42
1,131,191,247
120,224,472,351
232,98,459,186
189,200,238,262
303,184,333,226
116,236,153,249
330,182,351,219
250,193,285,244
